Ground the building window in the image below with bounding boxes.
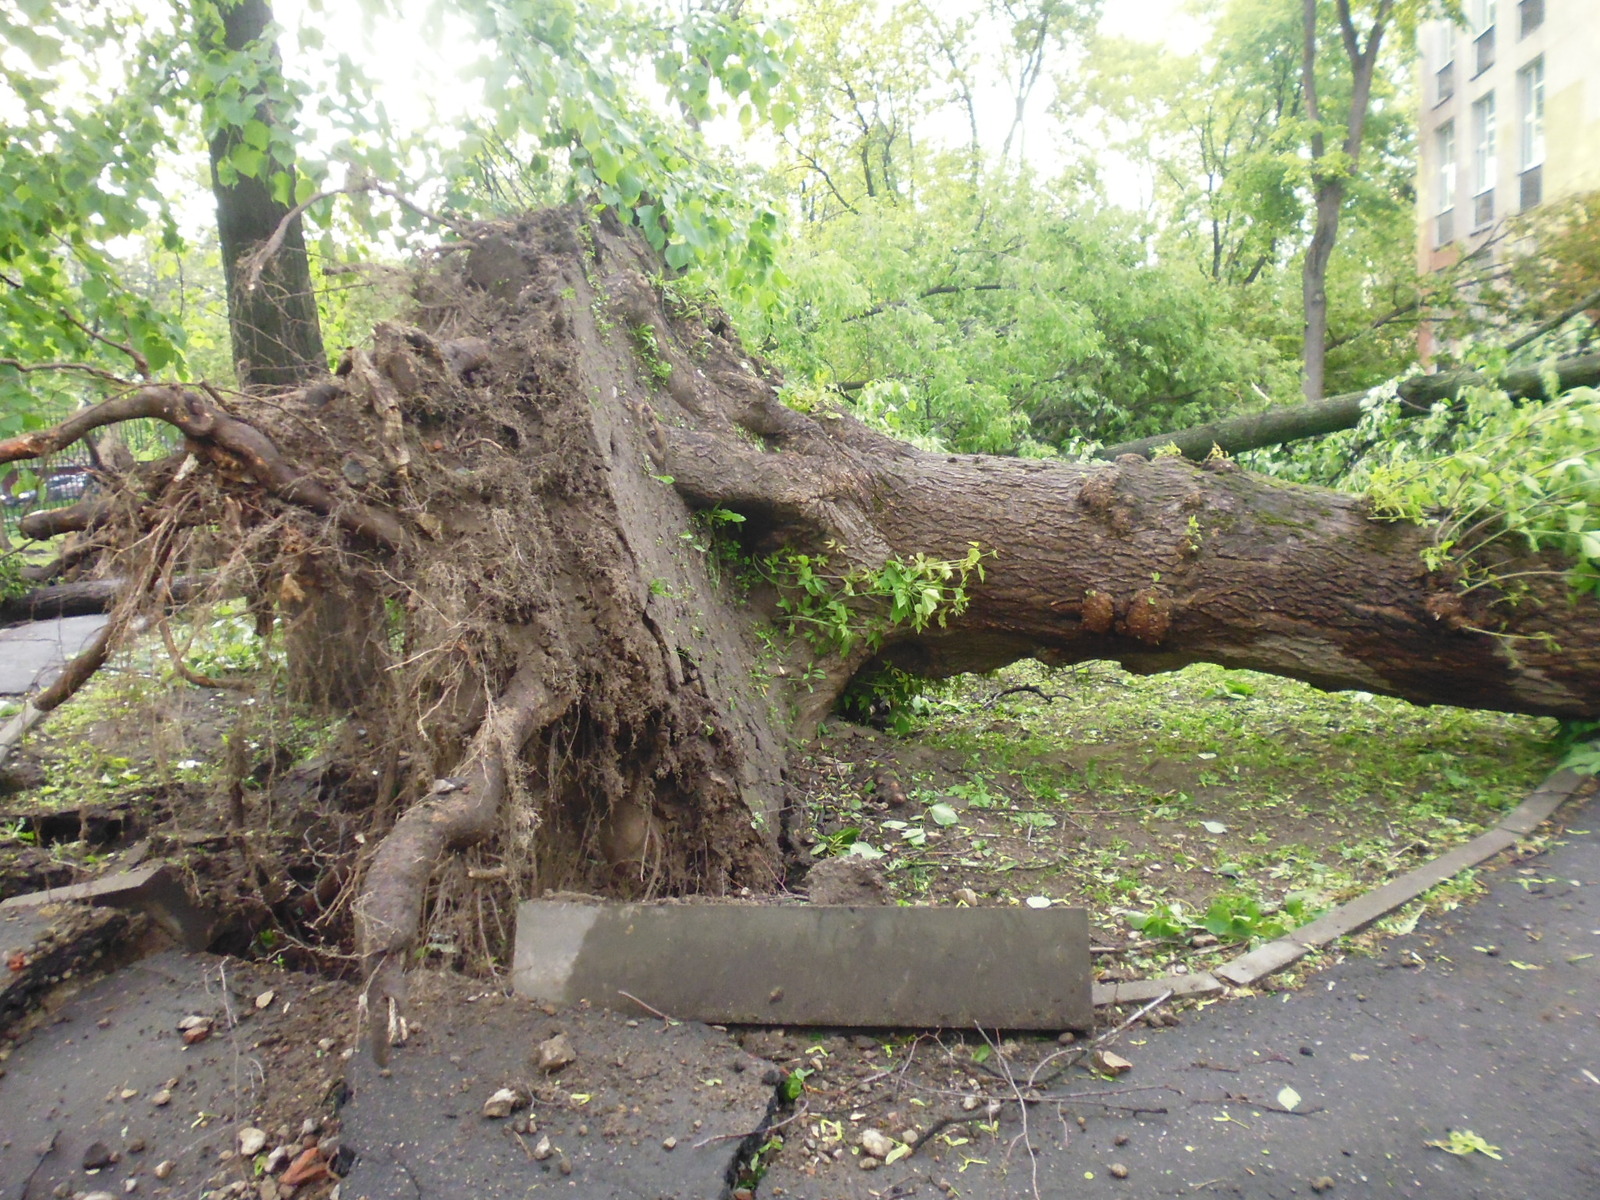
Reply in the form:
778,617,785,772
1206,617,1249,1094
1472,92,1496,228
1436,60,1454,105
1518,58,1544,168
1519,0,1544,38
1472,0,1496,74
1518,58,1544,211
1436,121,1457,245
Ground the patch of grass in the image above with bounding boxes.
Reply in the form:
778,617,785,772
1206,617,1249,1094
793,659,1558,980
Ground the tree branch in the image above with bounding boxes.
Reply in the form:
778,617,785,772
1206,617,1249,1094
239,180,474,297
0,386,407,549
1099,352,1600,461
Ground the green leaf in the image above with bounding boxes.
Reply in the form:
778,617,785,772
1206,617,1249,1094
927,802,959,827
229,144,266,179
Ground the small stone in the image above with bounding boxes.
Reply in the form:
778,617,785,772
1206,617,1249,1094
1090,1050,1132,1076
300,1117,322,1138
154,1161,176,1180
1113,1133,1129,1147
512,1117,529,1135
256,990,276,1010
120,1087,139,1101
859,1129,895,1159
899,1129,918,1145
531,1134,554,1161
1057,1030,1077,1045
961,1095,981,1112
536,1033,577,1074
239,1128,268,1157
859,1156,881,1171
126,1137,146,1154
178,1014,209,1031
558,1155,572,1176
152,1088,172,1107
482,1086,530,1118
124,1180,139,1194
662,1137,677,1151
1310,1177,1335,1193
80,1193,116,1200
317,1038,335,1053
953,887,980,906
52,1185,70,1199
1109,1162,1129,1180
182,1023,212,1046
264,1145,294,1174
83,1141,115,1170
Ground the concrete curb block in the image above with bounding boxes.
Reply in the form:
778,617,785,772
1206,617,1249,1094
1100,760,1598,1004
0,864,216,950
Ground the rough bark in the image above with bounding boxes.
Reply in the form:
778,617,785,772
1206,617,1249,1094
5,206,1599,1045
206,0,325,390
1101,352,1600,461
1300,0,1393,401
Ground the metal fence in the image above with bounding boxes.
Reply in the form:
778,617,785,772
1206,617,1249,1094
1,419,180,538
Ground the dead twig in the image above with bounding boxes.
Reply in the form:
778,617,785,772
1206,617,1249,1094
691,1101,810,1150
616,990,681,1025
240,180,474,296
1027,990,1172,1091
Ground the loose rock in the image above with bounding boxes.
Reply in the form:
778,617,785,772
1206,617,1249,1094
238,1128,268,1157
1109,1162,1129,1179
83,1141,114,1170
536,1032,576,1074
859,1129,895,1159
1091,1050,1132,1076
154,1161,175,1180
1311,1177,1336,1193
151,1089,172,1107
482,1086,530,1118
531,1134,554,1161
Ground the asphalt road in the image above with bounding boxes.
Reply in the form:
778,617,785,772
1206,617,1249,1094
763,790,1600,1200
0,614,106,695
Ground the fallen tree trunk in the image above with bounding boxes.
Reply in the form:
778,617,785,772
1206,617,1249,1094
3,207,1597,1045
1100,352,1600,461
0,574,220,626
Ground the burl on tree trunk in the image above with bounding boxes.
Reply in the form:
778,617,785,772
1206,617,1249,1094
4,207,1598,1045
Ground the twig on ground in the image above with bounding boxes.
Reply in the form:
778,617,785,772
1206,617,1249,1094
617,990,680,1024
983,684,1067,709
1028,989,1173,1090
691,1101,810,1149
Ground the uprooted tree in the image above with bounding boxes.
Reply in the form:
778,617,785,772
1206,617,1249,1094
5,208,1600,1049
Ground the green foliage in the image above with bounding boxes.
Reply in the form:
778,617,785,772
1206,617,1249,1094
1360,384,1600,596
765,543,990,655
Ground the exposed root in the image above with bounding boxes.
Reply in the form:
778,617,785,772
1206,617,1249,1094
357,658,572,1060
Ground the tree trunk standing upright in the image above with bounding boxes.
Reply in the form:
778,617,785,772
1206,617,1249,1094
205,0,325,392
1300,0,1394,401
203,0,377,710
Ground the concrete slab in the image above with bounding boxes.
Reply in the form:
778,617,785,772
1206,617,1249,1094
1496,766,1590,833
1095,972,1224,1006
514,901,1093,1030
0,864,216,950
1215,938,1315,987
0,613,107,694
